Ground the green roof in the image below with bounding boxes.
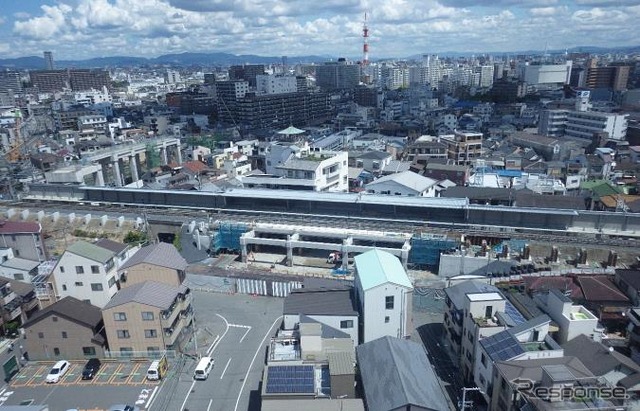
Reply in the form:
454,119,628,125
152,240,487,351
354,249,413,291
66,240,115,264
580,180,622,198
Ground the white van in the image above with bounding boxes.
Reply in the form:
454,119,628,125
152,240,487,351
194,357,214,380
146,356,168,381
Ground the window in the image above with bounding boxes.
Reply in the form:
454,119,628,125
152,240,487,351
485,305,493,318
14,273,24,281
113,312,127,321
116,330,130,339
481,353,487,367
62,332,67,339
91,283,103,291
38,332,44,339
82,347,96,356
147,346,160,354
142,312,155,321
62,285,67,291
91,265,100,274
120,347,133,356
75,282,83,287
340,320,353,329
75,266,84,274
14,250,19,257
385,296,394,310
385,316,390,323
144,329,158,338
52,316,58,322
53,348,60,356
108,276,116,288
479,375,486,386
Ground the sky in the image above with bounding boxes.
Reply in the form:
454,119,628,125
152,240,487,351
0,0,639,60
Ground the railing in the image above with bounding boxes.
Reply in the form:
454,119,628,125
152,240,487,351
104,349,177,359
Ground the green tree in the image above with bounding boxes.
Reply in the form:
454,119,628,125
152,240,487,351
124,231,147,244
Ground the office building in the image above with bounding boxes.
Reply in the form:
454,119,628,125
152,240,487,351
522,62,572,85
585,65,630,91
229,64,265,87
0,71,22,93
315,59,360,91
44,51,54,70
256,75,297,95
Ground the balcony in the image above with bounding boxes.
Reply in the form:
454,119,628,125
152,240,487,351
0,290,16,306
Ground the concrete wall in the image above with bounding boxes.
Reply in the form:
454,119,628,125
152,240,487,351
362,284,412,343
438,254,491,277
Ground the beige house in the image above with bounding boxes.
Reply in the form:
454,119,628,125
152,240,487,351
23,296,106,361
102,281,193,356
118,243,187,288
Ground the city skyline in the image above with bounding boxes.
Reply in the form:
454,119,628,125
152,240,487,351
0,0,639,61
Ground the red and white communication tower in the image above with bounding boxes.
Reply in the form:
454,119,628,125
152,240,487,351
362,12,369,67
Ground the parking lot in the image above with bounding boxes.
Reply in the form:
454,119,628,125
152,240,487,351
10,360,159,388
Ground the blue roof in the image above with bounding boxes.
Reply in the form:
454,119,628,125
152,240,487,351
355,249,413,291
497,170,523,178
505,301,527,325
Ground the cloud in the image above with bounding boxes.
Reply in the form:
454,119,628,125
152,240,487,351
5,0,640,59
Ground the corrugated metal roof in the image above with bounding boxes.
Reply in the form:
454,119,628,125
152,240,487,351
67,240,115,264
103,281,187,310
328,351,354,376
0,257,40,271
0,220,41,234
24,296,102,329
355,249,412,291
119,242,187,272
356,336,449,411
284,289,357,316
366,171,436,193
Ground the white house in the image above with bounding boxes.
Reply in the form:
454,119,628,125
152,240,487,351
534,288,600,344
365,171,437,197
51,240,122,308
354,249,413,344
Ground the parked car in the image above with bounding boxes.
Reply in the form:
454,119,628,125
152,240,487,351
107,405,140,411
46,360,70,383
81,358,102,380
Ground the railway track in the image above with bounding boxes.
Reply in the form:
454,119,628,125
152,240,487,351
5,200,640,252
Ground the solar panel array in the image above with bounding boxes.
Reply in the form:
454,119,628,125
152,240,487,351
481,331,525,362
265,365,315,394
505,301,526,325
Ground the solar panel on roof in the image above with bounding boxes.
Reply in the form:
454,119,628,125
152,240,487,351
505,301,526,325
481,331,525,362
265,365,316,394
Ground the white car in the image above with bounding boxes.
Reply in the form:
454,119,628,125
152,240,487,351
45,360,70,383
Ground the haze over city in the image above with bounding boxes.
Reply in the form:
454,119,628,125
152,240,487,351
1,0,640,60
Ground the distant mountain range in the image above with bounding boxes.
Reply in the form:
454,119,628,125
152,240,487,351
1,45,639,70
0,52,332,69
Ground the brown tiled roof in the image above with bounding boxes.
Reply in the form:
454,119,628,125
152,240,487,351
576,276,629,302
182,160,208,174
523,276,584,299
0,220,41,234
23,296,102,329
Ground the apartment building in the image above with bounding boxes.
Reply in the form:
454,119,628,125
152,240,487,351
102,281,193,355
539,109,628,141
242,150,349,192
117,242,187,288
23,296,106,360
51,240,121,308
440,130,483,165
354,249,413,344
0,220,47,262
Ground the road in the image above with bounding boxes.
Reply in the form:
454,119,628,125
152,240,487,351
149,291,283,411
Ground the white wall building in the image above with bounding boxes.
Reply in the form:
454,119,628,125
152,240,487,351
354,249,413,344
522,62,572,85
534,289,600,344
51,240,121,308
256,75,297,95
365,171,437,197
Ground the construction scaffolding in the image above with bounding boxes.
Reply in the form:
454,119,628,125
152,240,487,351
492,239,527,255
211,222,249,254
409,233,458,267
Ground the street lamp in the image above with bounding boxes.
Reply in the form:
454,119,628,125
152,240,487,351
460,386,484,411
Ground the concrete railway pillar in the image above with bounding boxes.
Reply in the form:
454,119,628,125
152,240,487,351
112,156,122,187
341,237,353,270
160,145,168,165
129,153,139,181
286,233,299,267
401,240,411,270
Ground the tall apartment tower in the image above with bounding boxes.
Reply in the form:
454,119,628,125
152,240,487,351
43,51,54,70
